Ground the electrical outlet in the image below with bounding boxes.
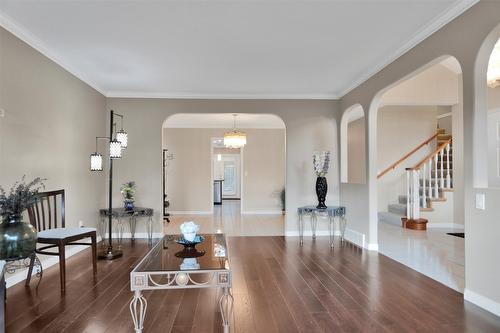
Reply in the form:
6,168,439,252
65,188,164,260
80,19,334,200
0,109,5,117
78,220,84,227
475,193,485,210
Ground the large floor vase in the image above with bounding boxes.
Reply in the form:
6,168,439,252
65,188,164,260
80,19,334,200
316,176,328,209
0,218,37,260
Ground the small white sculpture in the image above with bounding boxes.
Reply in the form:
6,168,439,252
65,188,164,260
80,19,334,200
180,221,199,242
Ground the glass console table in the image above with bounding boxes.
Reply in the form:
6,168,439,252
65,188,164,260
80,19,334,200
297,205,347,248
99,207,154,243
130,234,233,332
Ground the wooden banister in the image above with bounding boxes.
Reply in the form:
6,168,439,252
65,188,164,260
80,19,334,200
408,138,452,171
377,132,439,179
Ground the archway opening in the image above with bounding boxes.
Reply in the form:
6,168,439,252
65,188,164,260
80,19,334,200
340,104,366,184
371,56,465,292
162,113,286,236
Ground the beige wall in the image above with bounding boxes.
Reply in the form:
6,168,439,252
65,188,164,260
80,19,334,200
339,1,500,314
347,118,365,183
107,99,338,235
0,27,106,229
163,128,285,213
377,106,440,212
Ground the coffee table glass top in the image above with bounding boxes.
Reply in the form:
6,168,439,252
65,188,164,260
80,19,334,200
133,234,229,272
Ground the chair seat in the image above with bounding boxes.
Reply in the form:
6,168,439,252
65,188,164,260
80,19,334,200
38,227,96,239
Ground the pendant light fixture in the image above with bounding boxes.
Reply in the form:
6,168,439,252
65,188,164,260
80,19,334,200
487,38,500,88
224,114,247,148
90,137,104,171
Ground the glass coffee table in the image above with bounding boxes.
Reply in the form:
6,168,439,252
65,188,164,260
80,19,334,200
130,233,233,332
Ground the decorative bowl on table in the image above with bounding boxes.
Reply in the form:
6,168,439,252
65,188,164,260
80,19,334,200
175,235,205,248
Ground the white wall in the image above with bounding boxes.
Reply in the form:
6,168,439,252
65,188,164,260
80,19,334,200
163,128,285,213
347,118,366,183
0,27,106,229
107,99,338,235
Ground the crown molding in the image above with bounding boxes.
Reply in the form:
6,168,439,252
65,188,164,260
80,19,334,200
105,91,339,100
0,10,106,96
337,0,479,99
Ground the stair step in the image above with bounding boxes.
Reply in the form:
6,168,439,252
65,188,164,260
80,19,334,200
437,134,452,140
437,128,446,134
388,203,406,216
378,212,403,226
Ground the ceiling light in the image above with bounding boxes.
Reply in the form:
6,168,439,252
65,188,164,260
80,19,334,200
487,39,500,88
224,114,247,149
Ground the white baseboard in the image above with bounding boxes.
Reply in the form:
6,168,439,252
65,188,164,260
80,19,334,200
242,210,283,215
169,211,212,215
427,223,465,229
107,232,164,239
464,289,500,317
367,243,379,251
285,228,377,251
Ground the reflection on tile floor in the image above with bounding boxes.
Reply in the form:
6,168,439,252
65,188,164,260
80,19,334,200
378,222,465,292
166,200,285,236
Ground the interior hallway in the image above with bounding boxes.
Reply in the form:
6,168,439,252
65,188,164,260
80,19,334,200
378,222,465,292
166,200,285,236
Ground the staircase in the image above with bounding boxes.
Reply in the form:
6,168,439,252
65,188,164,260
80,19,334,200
379,128,453,230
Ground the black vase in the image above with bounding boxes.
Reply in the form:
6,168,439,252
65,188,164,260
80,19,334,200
315,176,328,209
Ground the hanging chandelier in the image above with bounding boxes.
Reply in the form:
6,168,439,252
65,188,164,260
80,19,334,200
224,114,247,148
487,39,500,88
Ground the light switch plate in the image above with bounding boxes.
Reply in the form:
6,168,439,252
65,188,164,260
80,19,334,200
475,193,486,210
0,109,5,117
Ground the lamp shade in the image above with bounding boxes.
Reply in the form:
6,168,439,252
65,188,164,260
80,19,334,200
90,153,103,171
110,140,122,159
116,130,128,148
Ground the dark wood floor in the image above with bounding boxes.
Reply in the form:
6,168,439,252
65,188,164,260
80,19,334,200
5,237,500,332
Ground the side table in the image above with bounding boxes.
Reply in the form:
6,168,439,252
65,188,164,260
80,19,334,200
297,205,347,248
99,207,154,244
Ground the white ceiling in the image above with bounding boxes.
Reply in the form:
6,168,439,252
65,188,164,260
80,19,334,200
164,113,285,129
0,0,477,99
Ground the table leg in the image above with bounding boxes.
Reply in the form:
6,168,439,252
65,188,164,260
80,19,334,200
129,217,137,241
129,290,147,333
311,213,317,240
98,217,107,246
329,215,334,249
299,213,304,246
339,215,347,244
147,216,153,243
117,217,124,246
219,286,234,333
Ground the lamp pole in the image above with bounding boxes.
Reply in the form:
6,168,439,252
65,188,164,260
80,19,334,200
98,110,123,260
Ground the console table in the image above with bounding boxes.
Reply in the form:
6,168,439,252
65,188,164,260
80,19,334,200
297,205,347,248
130,234,232,332
99,207,154,243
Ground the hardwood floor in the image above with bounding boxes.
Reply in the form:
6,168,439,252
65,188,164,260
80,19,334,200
5,237,500,332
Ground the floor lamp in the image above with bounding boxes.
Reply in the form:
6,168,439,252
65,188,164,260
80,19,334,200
90,110,128,260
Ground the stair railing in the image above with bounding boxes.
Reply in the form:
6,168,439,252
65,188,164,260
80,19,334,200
377,132,439,179
405,138,452,220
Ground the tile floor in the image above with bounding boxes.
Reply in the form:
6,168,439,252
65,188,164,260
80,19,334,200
378,221,465,292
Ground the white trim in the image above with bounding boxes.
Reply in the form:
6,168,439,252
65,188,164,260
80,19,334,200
367,243,379,251
284,228,376,251
107,232,164,239
437,112,453,119
427,223,465,229
169,211,212,215
0,11,106,95
337,0,479,98
107,91,338,100
241,210,283,215
464,289,500,317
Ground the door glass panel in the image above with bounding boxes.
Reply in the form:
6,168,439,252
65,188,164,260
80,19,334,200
223,162,236,195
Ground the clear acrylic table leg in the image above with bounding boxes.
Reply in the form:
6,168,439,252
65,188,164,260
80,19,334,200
339,215,347,244
329,215,334,248
147,216,153,243
299,213,304,246
129,216,137,241
98,217,107,246
311,213,317,240
117,217,124,246
129,290,147,333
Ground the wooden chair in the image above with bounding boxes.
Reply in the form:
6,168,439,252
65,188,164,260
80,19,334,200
26,190,97,292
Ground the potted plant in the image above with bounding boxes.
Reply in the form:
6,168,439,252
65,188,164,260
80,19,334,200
313,151,331,209
120,181,136,211
0,177,45,260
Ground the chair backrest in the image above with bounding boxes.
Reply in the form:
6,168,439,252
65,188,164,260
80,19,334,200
27,190,65,231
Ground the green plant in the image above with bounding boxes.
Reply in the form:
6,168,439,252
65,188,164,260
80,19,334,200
0,176,45,222
120,181,136,202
